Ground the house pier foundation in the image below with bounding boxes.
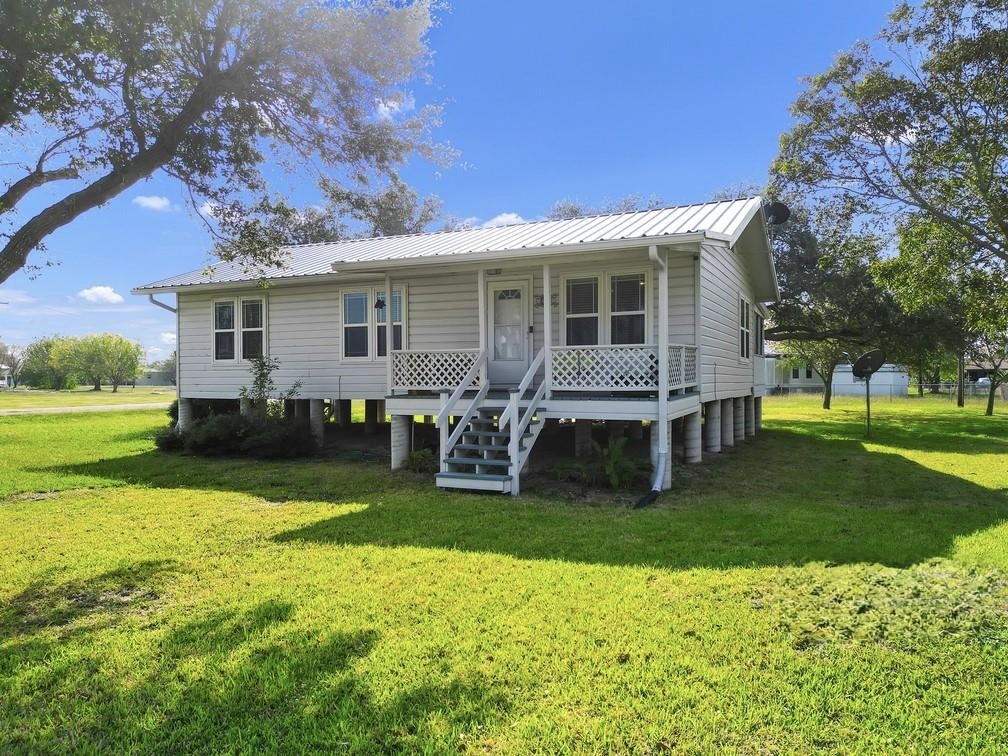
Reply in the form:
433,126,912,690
627,420,643,440
684,411,702,463
239,398,254,416
733,397,745,444
607,420,626,439
176,398,193,431
294,399,309,427
702,400,721,453
574,419,593,456
744,396,755,439
390,415,411,470
309,400,325,445
754,397,763,431
337,400,352,426
364,399,379,433
720,398,734,448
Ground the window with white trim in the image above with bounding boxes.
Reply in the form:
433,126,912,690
805,365,814,379
376,289,403,357
343,291,370,358
214,301,235,360
739,299,751,359
565,277,599,345
755,313,765,356
791,366,800,380
342,287,405,359
610,273,646,344
241,298,264,359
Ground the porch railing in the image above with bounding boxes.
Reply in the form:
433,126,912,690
391,348,482,392
551,344,698,392
393,344,698,394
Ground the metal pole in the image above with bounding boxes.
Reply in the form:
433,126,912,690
866,374,872,438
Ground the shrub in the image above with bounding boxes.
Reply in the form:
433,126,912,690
592,437,643,489
153,426,185,451
405,448,439,474
183,414,255,455
239,421,316,459
167,398,239,424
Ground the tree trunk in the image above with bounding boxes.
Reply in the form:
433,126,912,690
92,379,101,391
916,373,924,397
821,365,835,410
111,382,119,393
986,384,997,416
957,352,965,407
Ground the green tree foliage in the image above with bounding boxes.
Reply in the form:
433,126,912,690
546,194,665,221
774,0,1008,274
0,0,445,283
54,334,106,391
103,335,143,392
765,196,899,409
20,336,75,389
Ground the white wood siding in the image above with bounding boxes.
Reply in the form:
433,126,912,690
699,241,760,402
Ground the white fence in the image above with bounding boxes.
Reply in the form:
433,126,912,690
552,344,698,392
391,349,482,391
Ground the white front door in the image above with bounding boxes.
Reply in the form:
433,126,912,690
487,281,530,386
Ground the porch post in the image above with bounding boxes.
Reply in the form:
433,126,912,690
384,274,393,396
703,399,721,453
477,268,487,385
656,245,670,408
720,398,734,448
543,263,553,398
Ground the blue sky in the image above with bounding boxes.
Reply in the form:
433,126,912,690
0,0,894,361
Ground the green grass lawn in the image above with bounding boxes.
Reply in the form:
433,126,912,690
1,397,1006,752
0,385,176,410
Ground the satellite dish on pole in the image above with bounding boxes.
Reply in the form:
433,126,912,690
851,349,886,437
765,201,791,226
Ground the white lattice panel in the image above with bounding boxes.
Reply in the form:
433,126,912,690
552,345,658,391
669,346,685,388
683,346,697,386
392,349,481,391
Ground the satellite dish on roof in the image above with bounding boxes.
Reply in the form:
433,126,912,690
850,348,886,437
765,201,791,225
851,349,885,380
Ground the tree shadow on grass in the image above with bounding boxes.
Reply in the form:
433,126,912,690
32,422,1008,570
1,580,508,752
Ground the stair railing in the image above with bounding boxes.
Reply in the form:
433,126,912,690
502,347,546,496
437,349,487,473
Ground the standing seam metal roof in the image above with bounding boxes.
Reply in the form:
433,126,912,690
134,196,765,291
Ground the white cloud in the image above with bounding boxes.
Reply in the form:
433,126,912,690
376,93,416,121
160,331,177,345
133,195,173,211
77,285,124,304
481,212,526,228
198,201,218,217
0,288,37,306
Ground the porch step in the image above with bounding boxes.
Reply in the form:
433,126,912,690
462,428,536,440
436,471,513,493
452,443,512,453
444,456,511,467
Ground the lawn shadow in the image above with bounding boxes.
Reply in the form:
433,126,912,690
34,424,1008,570
1,588,509,752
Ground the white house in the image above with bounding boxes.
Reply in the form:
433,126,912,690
134,197,779,495
832,363,909,397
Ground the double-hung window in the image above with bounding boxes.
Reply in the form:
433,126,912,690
343,292,370,358
610,273,646,344
376,289,403,357
739,299,751,359
342,287,405,359
755,313,765,356
214,297,266,361
565,277,599,345
806,365,814,379
241,299,264,359
214,301,236,360
791,366,800,380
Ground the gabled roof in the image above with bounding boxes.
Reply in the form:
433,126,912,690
134,196,772,294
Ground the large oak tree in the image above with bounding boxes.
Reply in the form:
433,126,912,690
0,0,443,283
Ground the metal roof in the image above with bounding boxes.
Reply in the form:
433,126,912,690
134,196,766,292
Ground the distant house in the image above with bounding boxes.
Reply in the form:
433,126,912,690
832,363,909,397
134,197,780,495
766,357,823,393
